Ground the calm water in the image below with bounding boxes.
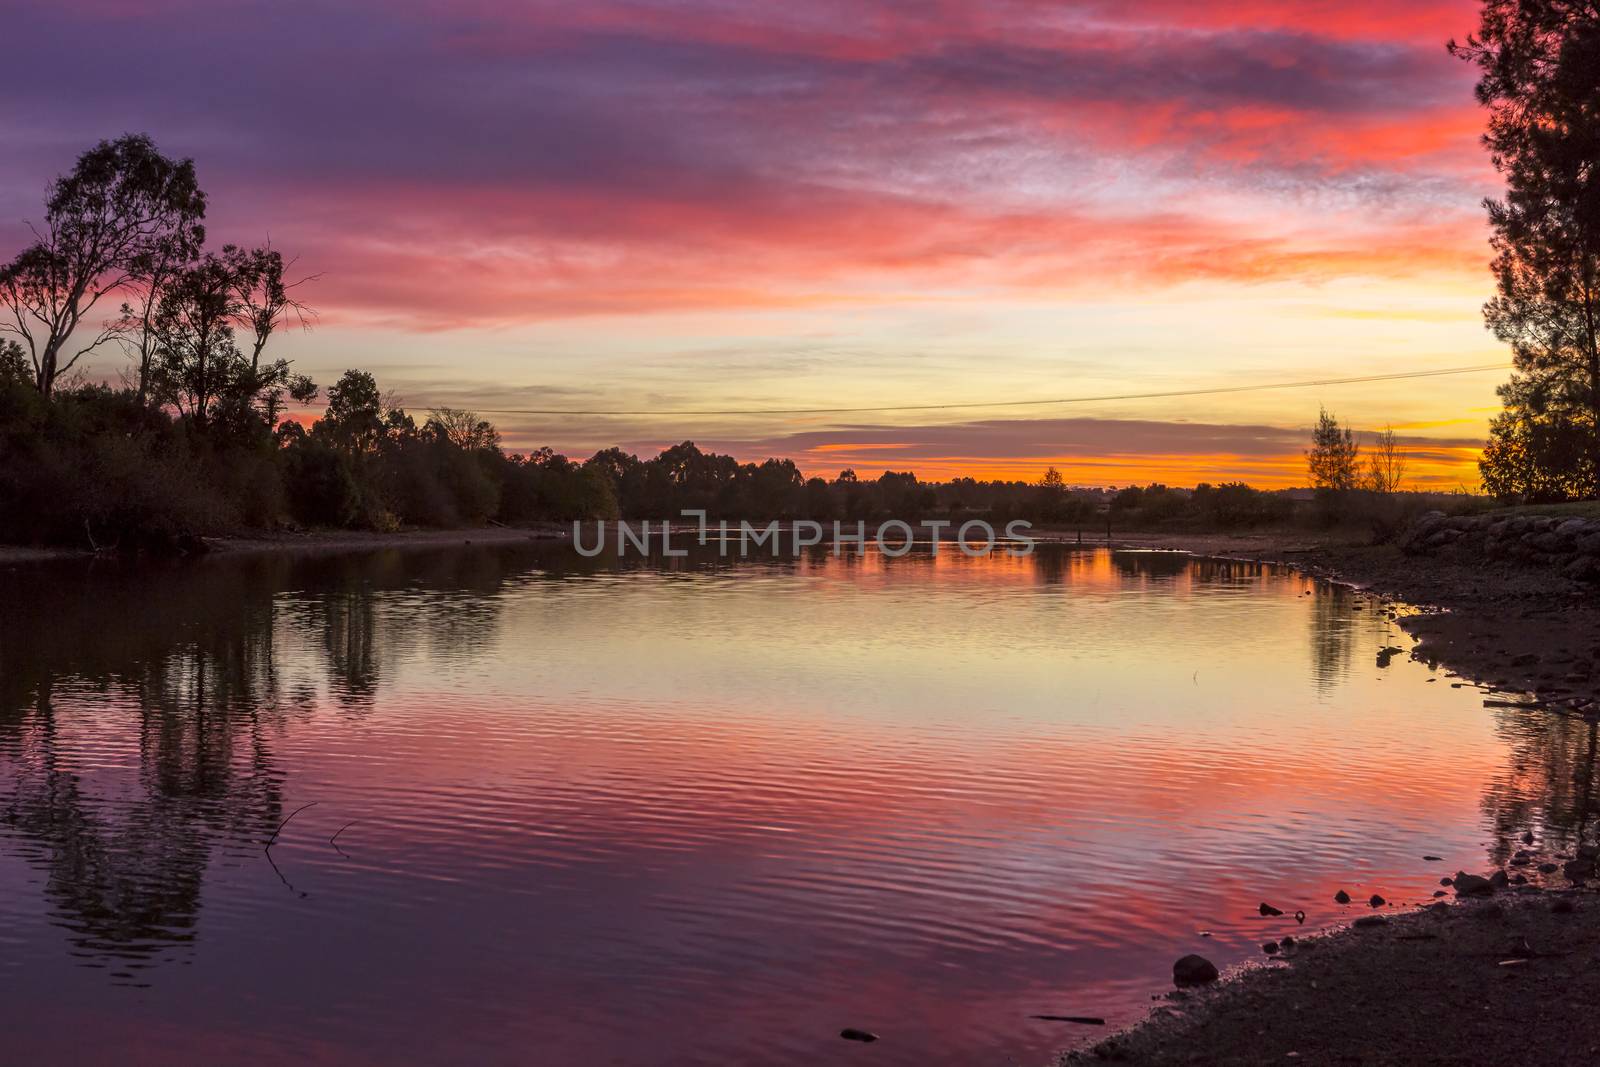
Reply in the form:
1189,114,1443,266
0,543,1591,1065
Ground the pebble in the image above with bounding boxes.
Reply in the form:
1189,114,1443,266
1334,890,1351,904
840,1029,878,1043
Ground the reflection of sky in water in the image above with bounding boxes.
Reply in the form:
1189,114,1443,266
0,546,1589,1065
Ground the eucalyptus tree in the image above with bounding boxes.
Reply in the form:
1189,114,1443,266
0,135,205,396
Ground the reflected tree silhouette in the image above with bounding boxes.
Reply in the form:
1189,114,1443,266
0,562,292,970
1307,587,1356,693
1481,704,1600,864
0,547,523,975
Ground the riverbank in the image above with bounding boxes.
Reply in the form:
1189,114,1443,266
1063,886,1600,1065
0,524,573,564
1056,525,1600,1065
206,522,571,556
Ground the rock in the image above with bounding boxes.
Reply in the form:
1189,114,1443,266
1263,941,1279,955
1489,870,1510,889
1369,894,1386,907
1334,890,1351,904
1433,890,1447,897
840,1029,878,1043
1522,831,1535,845
1173,954,1219,986
1423,855,1442,862
1294,910,1306,925
1280,936,1296,949
1577,843,1599,860
1453,872,1495,896
1563,858,1595,881
1564,555,1600,583
1539,863,1559,874
1353,915,1387,928
1258,903,1283,917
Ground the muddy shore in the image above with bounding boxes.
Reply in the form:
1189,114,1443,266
1059,529,1600,1066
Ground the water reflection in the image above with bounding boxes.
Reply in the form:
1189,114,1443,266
1483,705,1600,863
0,544,1590,1064
0,549,520,970
0,562,292,972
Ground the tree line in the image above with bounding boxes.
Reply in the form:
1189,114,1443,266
0,136,1305,551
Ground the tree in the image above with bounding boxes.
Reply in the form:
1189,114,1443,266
147,254,245,426
1366,426,1407,493
0,135,206,395
316,370,387,454
1452,4,1600,498
424,407,500,452
1480,384,1596,499
0,340,28,389
1307,407,1361,490
223,243,316,376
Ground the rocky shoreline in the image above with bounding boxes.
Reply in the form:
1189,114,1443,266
1054,523,1600,1065
1062,880,1600,1065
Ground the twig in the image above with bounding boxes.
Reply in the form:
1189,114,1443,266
329,820,357,857
264,846,308,898
264,801,319,850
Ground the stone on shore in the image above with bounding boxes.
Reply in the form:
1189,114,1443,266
1174,954,1220,986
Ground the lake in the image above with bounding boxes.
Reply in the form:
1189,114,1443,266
0,542,1586,1065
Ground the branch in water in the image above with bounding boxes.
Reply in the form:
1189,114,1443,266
264,801,319,850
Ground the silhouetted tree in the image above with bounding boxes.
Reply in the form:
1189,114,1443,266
1453,3,1600,498
1366,426,1407,493
1307,406,1361,490
317,370,387,454
0,339,28,388
148,254,244,427
425,407,500,452
0,135,205,395
223,243,316,376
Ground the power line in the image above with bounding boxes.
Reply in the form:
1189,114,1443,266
463,363,1510,419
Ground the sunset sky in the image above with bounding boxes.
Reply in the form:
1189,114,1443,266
2,0,1507,487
